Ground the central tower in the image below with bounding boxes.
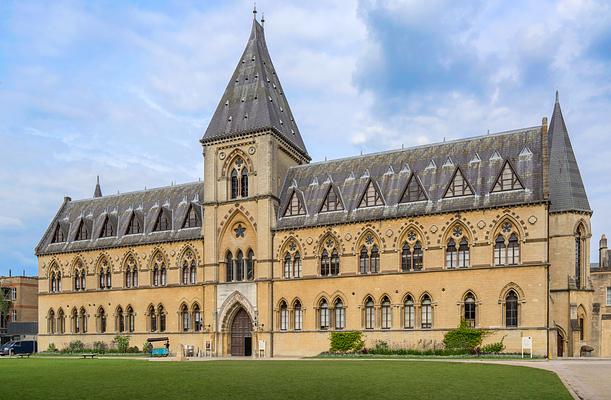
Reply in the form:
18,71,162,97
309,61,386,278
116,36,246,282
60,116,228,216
200,16,309,356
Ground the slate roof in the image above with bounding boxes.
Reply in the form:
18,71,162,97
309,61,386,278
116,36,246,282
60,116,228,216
276,127,544,230
201,19,309,160
35,182,204,256
548,93,591,213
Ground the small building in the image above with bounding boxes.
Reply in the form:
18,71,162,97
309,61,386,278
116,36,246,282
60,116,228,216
1,274,38,344
591,235,611,357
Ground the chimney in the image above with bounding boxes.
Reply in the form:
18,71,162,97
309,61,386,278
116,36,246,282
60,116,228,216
600,234,608,269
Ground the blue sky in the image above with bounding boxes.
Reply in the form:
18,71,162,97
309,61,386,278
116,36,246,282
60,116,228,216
1,0,610,276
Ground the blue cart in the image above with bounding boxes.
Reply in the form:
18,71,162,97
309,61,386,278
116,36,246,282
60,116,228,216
147,337,170,357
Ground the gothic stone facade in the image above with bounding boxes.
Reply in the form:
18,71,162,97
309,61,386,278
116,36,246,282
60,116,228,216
36,19,596,358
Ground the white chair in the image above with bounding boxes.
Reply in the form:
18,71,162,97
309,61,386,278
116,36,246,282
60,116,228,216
258,340,266,358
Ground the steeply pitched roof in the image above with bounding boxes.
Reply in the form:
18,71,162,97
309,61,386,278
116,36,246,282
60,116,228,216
548,92,591,213
276,126,544,230
36,182,204,256
94,176,102,198
201,19,309,159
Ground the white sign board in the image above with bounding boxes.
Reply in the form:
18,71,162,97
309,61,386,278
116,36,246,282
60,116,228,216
521,336,533,358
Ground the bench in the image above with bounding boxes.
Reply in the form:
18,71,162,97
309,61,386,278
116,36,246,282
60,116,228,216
81,353,97,359
17,353,31,358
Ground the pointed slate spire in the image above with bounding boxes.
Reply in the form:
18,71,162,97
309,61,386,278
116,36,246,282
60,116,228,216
547,92,591,212
94,176,102,198
201,17,310,160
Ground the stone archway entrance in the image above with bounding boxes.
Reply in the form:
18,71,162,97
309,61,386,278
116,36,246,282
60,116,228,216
557,330,565,357
230,308,252,356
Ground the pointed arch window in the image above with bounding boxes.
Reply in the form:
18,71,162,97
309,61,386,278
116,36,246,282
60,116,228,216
51,224,65,243
241,168,249,197
126,213,142,235
158,305,166,332
72,308,80,334
183,204,201,228
279,301,288,331
151,253,166,287
153,210,171,232
505,290,519,327
283,253,291,279
75,220,90,241
359,247,368,274
79,308,87,333
246,250,255,280
319,299,329,330
364,298,375,329
149,305,157,332
492,161,523,192
575,225,586,289
464,293,476,327
47,309,55,334
294,300,303,331
331,249,340,275
401,241,423,272
57,309,65,334
293,252,302,278
50,270,62,293
334,298,345,330
458,238,470,267
100,216,115,238
236,250,244,282
320,249,330,276
284,191,305,217
226,251,234,282
117,307,125,333
126,306,134,333
358,180,384,208
404,296,414,329
181,304,190,332
494,223,521,266
400,174,427,203
230,169,239,199
98,308,107,333
320,187,344,212
193,304,202,332
444,168,473,198
381,297,392,329
421,295,432,329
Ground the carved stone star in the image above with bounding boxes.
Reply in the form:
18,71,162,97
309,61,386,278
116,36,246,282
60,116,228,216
235,224,246,238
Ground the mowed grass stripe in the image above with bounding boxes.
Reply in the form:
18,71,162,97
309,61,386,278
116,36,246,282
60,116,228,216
0,358,571,400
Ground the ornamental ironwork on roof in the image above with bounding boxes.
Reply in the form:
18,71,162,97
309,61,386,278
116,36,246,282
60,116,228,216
201,18,309,160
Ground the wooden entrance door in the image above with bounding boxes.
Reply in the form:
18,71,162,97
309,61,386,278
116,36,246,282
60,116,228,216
231,309,252,356
557,331,564,357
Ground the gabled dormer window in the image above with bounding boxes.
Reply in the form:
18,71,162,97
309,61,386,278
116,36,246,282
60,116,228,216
492,161,524,192
75,220,90,241
284,191,305,217
51,224,65,243
358,180,384,208
153,209,171,232
126,213,142,235
182,204,201,228
99,216,115,238
400,174,427,203
444,168,474,198
320,186,344,212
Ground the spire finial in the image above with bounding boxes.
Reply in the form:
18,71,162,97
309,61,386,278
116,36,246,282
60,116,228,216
253,3,257,19
94,175,102,198
261,12,265,27
555,90,559,103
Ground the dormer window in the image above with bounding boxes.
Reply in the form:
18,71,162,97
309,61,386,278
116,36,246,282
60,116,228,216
182,204,201,228
99,216,115,238
75,220,90,241
444,168,474,198
320,186,343,212
400,174,427,203
492,161,524,192
358,180,384,208
51,224,65,243
284,191,305,217
126,213,142,235
153,210,171,232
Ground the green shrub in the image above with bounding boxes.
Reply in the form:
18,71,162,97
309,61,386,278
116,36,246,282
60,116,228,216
64,340,85,353
482,337,506,354
126,346,140,353
93,341,108,354
364,342,468,356
443,321,491,352
329,331,364,353
113,335,130,353
47,343,58,352
143,341,153,353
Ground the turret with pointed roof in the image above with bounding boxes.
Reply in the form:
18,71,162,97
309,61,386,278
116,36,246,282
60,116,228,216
548,92,591,213
201,17,309,160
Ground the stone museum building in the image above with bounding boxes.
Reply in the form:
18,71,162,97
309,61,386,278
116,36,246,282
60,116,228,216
35,17,601,357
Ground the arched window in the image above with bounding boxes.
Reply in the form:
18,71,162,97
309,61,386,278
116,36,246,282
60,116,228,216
98,308,107,333
494,223,521,266
72,308,79,334
401,243,411,271
105,267,112,288
99,268,106,289
319,299,329,330
117,307,125,333
160,266,166,286
294,300,303,331
364,298,375,329
575,225,585,288
334,299,345,330
80,308,87,333
505,290,518,327
236,250,244,282
230,169,239,199
158,305,166,332
153,210,171,232
193,304,202,332
126,306,134,333
421,295,432,329
181,304,190,332
149,305,157,332
57,309,65,334
293,252,301,278
320,249,330,276
464,293,476,327
124,255,137,288
283,253,291,278
48,309,55,334
280,301,288,331
183,204,200,228
226,251,234,282
404,296,414,329
241,168,248,197
370,245,380,273
458,238,469,268
494,235,506,266
50,270,62,293
133,268,138,288
182,264,189,285
331,249,340,275
446,238,457,269
413,242,423,270
507,233,520,265
359,246,368,274
381,297,391,329
125,268,132,288
247,250,255,280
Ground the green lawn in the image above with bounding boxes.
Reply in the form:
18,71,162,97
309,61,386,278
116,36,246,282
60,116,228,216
0,358,571,400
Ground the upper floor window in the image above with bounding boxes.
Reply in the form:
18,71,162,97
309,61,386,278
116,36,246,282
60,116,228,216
359,245,380,274
73,264,86,291
444,168,473,198
494,223,521,266
401,241,423,271
124,255,138,288
75,220,90,241
607,287,611,306
400,174,427,203
492,161,523,192
153,210,171,232
99,267,111,289
229,157,249,199
320,187,344,212
575,224,586,289
182,204,201,228
241,168,249,197
358,180,384,208
100,216,115,238
225,249,255,282
446,236,470,269
151,252,166,287
284,191,305,217
181,250,197,285
50,269,62,293
126,213,142,235
320,247,340,277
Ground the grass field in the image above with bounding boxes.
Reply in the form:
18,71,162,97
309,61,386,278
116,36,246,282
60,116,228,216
0,358,571,400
